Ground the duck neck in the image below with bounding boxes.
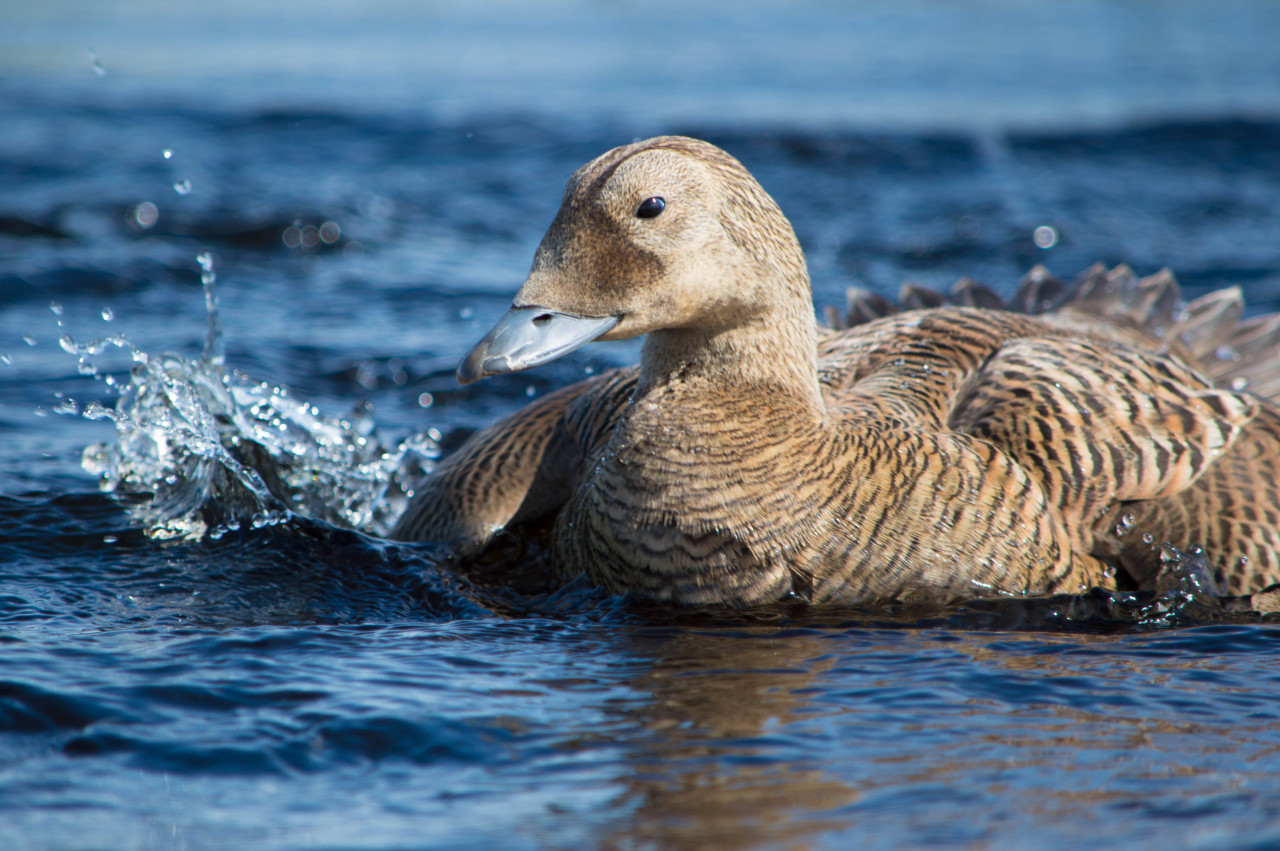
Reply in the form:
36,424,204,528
635,287,824,415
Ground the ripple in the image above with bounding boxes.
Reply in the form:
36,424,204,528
0,681,118,733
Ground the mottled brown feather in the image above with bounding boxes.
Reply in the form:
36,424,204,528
391,136,1280,606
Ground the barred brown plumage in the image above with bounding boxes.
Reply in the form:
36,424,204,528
391,136,1280,606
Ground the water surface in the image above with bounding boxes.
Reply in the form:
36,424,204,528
4,2,1280,848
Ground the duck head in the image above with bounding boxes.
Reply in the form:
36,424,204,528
457,136,812,384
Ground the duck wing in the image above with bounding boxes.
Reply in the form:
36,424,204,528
390,368,635,551
825,264,1280,593
947,336,1257,555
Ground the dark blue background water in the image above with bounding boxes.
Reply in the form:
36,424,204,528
5,2,1280,848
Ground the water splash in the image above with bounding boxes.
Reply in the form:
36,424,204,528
68,256,437,541
1133,543,1227,626
195,252,223,366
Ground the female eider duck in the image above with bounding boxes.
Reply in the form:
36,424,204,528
392,135,1280,607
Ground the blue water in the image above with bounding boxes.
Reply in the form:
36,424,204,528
5,2,1280,848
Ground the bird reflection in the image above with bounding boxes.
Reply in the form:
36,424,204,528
570,614,1276,850
597,621,858,851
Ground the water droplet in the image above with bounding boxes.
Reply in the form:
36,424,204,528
23,335,36,347
0,354,10,365
1033,225,1059,249
173,179,192,196
101,307,115,322
103,534,117,544
1114,513,1136,536
417,392,434,408
319,221,341,244
1231,376,1249,391
459,307,474,320
163,148,173,159
195,253,224,366
50,301,64,316
131,201,158,229
1215,345,1241,362
88,49,105,77
1142,533,1154,545
82,401,114,421
526,386,536,397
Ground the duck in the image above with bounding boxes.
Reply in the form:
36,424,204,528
391,135,1280,607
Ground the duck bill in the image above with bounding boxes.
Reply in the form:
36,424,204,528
456,306,620,384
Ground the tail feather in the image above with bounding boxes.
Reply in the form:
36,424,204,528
1011,264,1066,315
899,283,946,311
1230,313,1280,356
1173,287,1243,361
1213,313,1280,398
950,277,1005,309
1134,267,1181,334
843,286,897,325
829,263,1280,404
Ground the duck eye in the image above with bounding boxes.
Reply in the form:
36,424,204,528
635,197,665,219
